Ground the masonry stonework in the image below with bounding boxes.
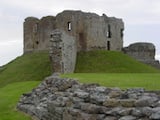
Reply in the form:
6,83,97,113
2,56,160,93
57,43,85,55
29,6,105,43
50,29,77,73
17,74,160,120
123,42,160,69
24,10,124,73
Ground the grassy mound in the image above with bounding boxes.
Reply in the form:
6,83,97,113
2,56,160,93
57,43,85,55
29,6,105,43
0,51,51,119
0,81,39,120
75,50,160,73
0,50,159,119
0,51,52,88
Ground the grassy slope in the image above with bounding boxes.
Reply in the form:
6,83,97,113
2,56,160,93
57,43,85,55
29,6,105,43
62,73,160,90
0,51,52,87
0,51,52,119
0,81,39,120
0,50,160,119
75,50,160,73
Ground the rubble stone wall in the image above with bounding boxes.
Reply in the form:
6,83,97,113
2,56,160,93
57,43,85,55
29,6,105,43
17,75,160,120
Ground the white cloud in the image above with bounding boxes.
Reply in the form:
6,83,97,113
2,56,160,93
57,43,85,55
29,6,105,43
0,0,160,65
155,54,160,61
0,40,23,66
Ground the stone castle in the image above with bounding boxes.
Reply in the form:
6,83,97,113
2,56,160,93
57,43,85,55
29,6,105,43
18,10,160,120
24,10,124,73
24,10,159,73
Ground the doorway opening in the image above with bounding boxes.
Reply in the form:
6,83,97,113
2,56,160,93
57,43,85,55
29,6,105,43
107,41,110,50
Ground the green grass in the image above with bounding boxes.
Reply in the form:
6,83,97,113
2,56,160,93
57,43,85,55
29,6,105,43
0,51,52,88
62,73,160,90
0,51,51,119
0,50,160,120
75,51,160,73
0,81,40,120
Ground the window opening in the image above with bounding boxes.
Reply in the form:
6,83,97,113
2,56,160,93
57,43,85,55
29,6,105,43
107,41,110,50
36,41,39,45
107,24,111,38
68,22,71,31
120,29,124,38
50,34,53,38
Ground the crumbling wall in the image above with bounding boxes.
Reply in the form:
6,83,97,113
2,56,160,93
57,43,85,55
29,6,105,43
24,16,55,53
55,10,124,51
17,74,160,120
123,42,160,69
24,17,39,53
24,10,124,53
38,16,56,50
24,10,124,73
49,29,77,73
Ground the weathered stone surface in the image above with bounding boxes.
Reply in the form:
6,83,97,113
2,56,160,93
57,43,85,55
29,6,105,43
24,10,124,53
24,10,124,73
119,99,135,107
17,75,160,120
103,98,119,107
108,88,123,98
150,111,160,120
104,116,117,120
135,96,158,107
119,115,136,120
123,42,160,69
49,29,77,73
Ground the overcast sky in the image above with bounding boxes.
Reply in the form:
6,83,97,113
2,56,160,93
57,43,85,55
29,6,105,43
0,0,160,66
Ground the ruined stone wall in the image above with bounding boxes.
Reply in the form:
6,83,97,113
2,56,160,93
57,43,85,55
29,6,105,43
38,16,56,50
24,16,55,53
107,17,124,51
24,17,39,53
24,10,124,53
55,10,124,51
17,74,160,120
123,42,160,69
24,10,124,73
49,29,77,73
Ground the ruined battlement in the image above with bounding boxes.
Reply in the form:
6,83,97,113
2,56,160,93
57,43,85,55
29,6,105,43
24,10,124,53
23,10,124,73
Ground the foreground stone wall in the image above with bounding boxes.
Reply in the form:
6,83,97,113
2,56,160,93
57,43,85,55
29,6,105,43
123,42,160,69
17,75,160,120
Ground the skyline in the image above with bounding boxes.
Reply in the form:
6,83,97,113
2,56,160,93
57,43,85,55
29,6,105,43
0,0,160,66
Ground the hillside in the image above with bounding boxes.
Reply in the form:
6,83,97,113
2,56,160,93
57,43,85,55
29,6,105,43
75,50,160,73
0,50,160,120
0,50,159,88
0,51,52,88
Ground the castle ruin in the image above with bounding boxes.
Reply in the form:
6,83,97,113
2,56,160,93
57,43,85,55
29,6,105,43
123,42,160,69
24,10,124,73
